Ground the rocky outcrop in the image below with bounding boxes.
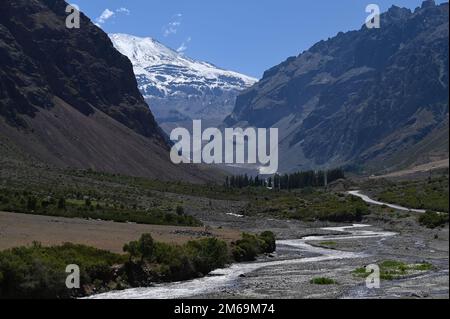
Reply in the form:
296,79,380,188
226,1,449,173
0,0,218,182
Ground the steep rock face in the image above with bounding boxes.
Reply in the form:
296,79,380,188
110,33,257,132
226,1,449,173
0,0,161,138
0,0,217,182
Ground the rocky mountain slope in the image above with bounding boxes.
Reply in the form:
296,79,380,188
110,33,257,132
226,1,449,173
0,0,217,182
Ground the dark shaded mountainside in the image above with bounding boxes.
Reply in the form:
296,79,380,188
226,1,449,174
0,0,217,182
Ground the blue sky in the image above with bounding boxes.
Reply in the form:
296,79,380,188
74,0,447,78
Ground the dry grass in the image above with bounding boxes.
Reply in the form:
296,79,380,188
0,211,241,254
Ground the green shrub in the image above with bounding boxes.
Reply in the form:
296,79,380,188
186,238,229,275
377,176,449,213
123,234,155,262
418,211,448,229
176,206,185,216
310,277,337,285
57,198,66,210
259,231,276,253
232,232,276,262
353,260,434,281
0,243,125,299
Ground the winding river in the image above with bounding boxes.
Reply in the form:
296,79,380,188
88,224,396,299
347,190,427,213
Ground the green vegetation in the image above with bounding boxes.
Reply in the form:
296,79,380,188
376,176,449,213
353,260,434,281
226,168,345,189
144,237,230,282
0,242,126,298
0,165,366,225
245,189,369,222
231,232,276,262
0,188,201,227
418,211,449,229
309,277,337,285
0,232,276,298
67,169,269,201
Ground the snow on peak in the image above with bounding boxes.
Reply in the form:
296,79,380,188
109,33,257,97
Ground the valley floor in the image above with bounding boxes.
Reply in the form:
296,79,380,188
0,160,448,299
197,221,449,299
0,211,241,254
89,192,449,299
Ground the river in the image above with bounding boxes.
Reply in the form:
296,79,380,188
347,190,427,213
88,224,396,299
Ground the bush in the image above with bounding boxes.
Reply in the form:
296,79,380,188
418,211,448,229
259,231,276,253
123,234,154,262
125,235,230,281
0,243,125,299
186,238,229,275
57,198,66,210
310,277,337,285
232,232,276,262
138,234,154,261
353,260,434,281
176,206,185,216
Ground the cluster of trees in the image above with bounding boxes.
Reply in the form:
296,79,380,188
124,232,276,282
225,168,345,190
0,189,201,227
0,231,277,298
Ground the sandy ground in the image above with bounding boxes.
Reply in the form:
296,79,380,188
0,211,241,253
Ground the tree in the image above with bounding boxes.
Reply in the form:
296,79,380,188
123,234,155,262
57,198,66,210
176,205,185,216
138,234,154,261
27,197,37,211
123,241,140,262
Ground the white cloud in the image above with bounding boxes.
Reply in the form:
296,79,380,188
116,7,131,15
164,21,181,37
177,37,192,54
96,8,114,24
96,7,131,26
163,14,183,37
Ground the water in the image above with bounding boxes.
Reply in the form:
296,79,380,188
348,191,427,213
87,224,396,299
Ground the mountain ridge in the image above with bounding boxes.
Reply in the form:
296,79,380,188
0,0,219,182
110,33,257,132
226,1,449,174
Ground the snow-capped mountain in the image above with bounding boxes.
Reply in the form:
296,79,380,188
109,33,257,132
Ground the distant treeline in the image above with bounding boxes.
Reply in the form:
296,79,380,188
225,168,345,190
